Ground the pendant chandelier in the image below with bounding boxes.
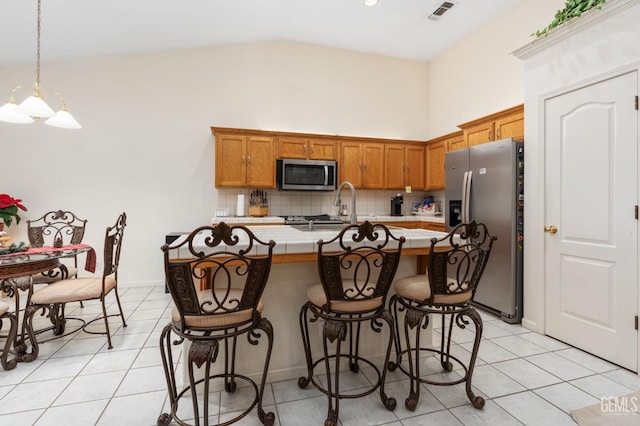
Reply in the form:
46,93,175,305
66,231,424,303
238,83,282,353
0,0,81,129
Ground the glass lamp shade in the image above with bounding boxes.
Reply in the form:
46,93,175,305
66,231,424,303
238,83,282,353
0,101,35,124
45,109,81,129
364,0,378,6
16,95,55,118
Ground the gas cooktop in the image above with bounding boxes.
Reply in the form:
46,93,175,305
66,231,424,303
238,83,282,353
281,214,343,225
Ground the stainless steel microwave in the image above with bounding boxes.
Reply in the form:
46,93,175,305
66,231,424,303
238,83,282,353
276,159,337,191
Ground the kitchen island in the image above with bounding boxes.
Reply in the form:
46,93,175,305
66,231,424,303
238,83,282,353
172,224,446,386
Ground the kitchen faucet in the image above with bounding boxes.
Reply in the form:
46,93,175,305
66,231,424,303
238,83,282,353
333,181,357,225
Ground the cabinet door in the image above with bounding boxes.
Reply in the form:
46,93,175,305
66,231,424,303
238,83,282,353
495,110,524,141
405,145,425,190
384,144,405,189
447,135,467,151
309,139,337,160
464,121,495,147
426,140,446,190
362,143,385,189
278,136,307,159
247,136,276,188
340,142,363,187
215,134,247,187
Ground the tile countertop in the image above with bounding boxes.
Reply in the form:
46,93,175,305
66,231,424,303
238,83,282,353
174,224,449,259
211,214,445,225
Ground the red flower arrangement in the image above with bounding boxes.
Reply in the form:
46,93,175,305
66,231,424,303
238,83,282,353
0,194,27,227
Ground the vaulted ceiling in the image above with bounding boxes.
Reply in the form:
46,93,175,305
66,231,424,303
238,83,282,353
0,0,521,65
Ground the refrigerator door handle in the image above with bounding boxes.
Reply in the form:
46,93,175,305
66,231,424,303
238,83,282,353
464,171,473,223
461,171,468,223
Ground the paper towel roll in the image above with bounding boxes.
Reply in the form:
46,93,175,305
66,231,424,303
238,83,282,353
236,194,245,217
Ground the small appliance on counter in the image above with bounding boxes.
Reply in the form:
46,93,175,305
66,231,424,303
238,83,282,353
390,194,403,216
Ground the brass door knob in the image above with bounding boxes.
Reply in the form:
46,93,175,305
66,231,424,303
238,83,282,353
544,225,558,234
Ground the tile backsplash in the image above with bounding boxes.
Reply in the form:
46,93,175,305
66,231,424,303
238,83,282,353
217,188,443,218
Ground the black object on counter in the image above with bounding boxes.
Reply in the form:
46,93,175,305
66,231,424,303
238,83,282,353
390,194,403,216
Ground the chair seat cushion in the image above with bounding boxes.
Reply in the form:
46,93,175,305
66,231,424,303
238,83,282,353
307,280,383,313
394,275,472,305
172,289,264,329
31,266,78,284
0,301,9,315
30,277,116,305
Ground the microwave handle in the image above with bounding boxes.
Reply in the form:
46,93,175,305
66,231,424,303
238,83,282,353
324,166,328,185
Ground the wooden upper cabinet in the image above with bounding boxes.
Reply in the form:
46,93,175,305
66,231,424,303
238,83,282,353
246,136,277,187
340,141,385,189
384,143,425,190
278,136,337,160
459,104,524,148
362,143,385,189
426,131,462,190
308,138,337,160
215,133,247,187
405,145,425,190
339,142,363,187
213,128,276,188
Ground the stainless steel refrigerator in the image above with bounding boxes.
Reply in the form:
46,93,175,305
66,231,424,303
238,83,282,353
445,138,524,323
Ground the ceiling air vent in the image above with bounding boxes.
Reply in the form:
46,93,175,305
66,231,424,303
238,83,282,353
428,1,455,21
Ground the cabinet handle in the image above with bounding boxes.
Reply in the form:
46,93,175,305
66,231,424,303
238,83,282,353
359,161,363,170
488,129,493,140
497,128,501,139
303,145,306,154
310,145,314,154
363,162,367,171
241,155,245,165
247,155,251,166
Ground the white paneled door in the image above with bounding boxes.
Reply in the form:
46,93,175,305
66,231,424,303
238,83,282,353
544,71,638,371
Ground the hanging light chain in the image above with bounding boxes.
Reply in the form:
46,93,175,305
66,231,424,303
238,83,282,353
35,0,42,90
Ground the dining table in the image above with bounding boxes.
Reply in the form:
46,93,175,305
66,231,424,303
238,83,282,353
0,244,95,363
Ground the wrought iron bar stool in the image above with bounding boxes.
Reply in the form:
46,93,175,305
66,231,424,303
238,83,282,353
298,221,405,426
0,300,17,370
158,222,276,426
388,221,496,410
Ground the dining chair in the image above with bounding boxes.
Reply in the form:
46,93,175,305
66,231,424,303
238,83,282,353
388,221,496,410
158,222,276,426
298,221,405,426
26,209,88,337
0,300,17,370
27,209,88,284
23,212,127,357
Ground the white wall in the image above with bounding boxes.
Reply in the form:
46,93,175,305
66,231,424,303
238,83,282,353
427,0,566,138
0,40,429,286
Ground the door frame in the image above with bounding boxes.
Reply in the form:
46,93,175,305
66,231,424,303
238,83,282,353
523,63,640,372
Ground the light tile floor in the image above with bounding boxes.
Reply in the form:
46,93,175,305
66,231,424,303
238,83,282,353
1,285,639,425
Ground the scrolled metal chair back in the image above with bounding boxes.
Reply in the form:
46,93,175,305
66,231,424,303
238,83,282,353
27,210,87,248
426,221,496,305
317,221,405,311
103,212,126,277
162,222,275,330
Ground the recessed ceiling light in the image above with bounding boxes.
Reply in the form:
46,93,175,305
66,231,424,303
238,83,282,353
364,0,378,6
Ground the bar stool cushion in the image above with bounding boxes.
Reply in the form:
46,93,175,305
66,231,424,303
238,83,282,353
30,277,117,304
0,301,9,315
172,289,265,328
307,280,383,313
394,275,472,305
